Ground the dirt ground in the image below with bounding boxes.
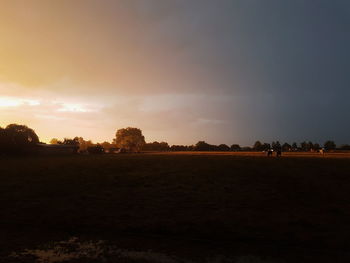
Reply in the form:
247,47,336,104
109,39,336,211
1,152,350,262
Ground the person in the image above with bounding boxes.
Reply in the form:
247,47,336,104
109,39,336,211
276,149,282,157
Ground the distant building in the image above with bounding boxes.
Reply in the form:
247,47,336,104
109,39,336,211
35,144,79,155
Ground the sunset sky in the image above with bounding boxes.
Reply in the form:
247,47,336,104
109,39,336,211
1,0,349,145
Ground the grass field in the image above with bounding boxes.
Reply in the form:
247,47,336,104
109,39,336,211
1,152,350,262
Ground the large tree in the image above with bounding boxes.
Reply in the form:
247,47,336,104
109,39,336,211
0,124,39,154
6,124,39,145
115,127,145,152
194,141,212,151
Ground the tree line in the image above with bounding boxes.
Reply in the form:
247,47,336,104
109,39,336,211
142,140,340,152
0,123,348,155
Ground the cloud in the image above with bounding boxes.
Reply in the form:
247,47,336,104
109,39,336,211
0,1,349,144
0,96,40,107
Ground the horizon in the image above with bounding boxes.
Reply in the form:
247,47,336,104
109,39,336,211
1,0,349,145
0,122,344,149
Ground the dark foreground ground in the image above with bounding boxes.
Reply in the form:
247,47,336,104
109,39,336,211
1,152,350,262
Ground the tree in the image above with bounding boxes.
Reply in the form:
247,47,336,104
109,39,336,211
230,144,241,151
262,143,271,151
50,138,61,144
313,143,320,151
101,141,112,150
6,124,39,144
292,142,298,151
115,127,145,152
253,141,270,151
308,141,314,151
143,141,170,151
300,141,308,151
282,143,291,151
76,137,87,152
272,141,281,151
170,145,193,151
324,140,336,151
253,141,263,151
63,137,79,146
194,141,211,151
217,144,230,151
300,141,314,151
4,124,39,154
0,124,39,154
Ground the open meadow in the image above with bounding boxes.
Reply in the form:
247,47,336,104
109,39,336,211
1,152,350,262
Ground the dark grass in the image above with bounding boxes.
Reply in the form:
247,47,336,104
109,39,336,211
1,153,350,262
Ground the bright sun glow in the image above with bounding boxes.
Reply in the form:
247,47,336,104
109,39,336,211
0,96,40,107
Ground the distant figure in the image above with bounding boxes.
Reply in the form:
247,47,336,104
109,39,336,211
267,149,273,157
276,150,282,157
319,148,325,155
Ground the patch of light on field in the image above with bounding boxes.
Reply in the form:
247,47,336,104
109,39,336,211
8,237,277,263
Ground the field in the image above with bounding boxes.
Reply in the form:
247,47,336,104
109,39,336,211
1,152,350,262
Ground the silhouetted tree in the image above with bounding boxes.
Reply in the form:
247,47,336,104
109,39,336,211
292,142,298,151
300,141,316,151
6,124,39,144
308,141,315,151
62,137,79,146
115,127,145,152
300,141,308,151
230,144,241,151
171,145,189,151
1,124,39,154
254,141,271,151
324,140,336,151
218,144,230,151
253,141,264,151
194,141,212,151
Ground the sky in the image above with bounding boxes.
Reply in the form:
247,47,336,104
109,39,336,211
0,0,349,146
